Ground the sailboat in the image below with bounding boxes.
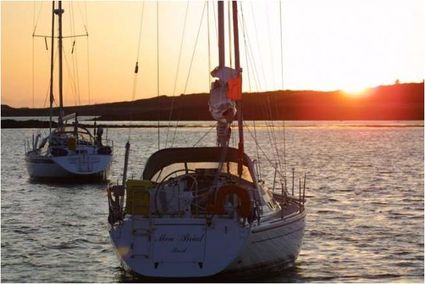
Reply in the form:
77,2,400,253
25,1,113,181
107,0,305,278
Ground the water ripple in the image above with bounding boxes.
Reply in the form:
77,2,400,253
1,124,423,282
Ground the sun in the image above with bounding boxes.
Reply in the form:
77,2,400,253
341,86,369,97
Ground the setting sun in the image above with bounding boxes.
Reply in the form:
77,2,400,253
342,86,369,97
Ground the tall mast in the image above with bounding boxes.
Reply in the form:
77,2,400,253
55,1,64,125
49,1,55,134
218,1,225,68
232,1,244,175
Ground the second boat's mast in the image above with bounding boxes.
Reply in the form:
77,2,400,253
55,0,64,125
49,1,55,134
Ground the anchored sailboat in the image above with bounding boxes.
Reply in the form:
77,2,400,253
107,0,305,278
25,1,113,181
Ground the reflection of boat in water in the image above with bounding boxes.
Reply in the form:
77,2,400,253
25,1,112,181
107,0,306,278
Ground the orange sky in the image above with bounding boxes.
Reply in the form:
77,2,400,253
1,0,424,108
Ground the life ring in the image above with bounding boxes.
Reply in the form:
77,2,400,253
211,185,252,218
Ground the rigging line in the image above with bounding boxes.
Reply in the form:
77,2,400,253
282,119,287,178
171,0,208,149
32,2,44,35
42,82,51,109
240,4,261,91
265,1,276,88
44,45,59,108
63,49,79,106
170,0,207,148
85,2,91,106
84,2,89,29
265,99,284,177
279,0,284,90
261,5,283,173
165,0,189,148
128,76,138,141
32,1,36,28
212,1,218,45
76,1,88,33
252,120,262,180
86,27,91,106
32,30,35,108
263,7,286,179
128,1,145,141
170,114,180,147
240,4,261,177
207,1,211,86
69,2,81,106
242,18,271,160
156,0,160,150
245,123,288,183
182,1,207,95
135,1,145,63
248,1,268,89
74,5,82,106
32,1,37,108
243,36,258,90
170,1,207,148
240,4,252,93
192,125,215,147
244,2,279,164
43,48,57,109
256,5,283,177
32,1,46,108
279,0,287,177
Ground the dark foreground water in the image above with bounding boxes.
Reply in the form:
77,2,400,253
2,121,424,282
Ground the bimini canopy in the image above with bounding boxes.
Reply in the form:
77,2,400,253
142,147,256,182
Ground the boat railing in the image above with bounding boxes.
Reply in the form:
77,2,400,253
107,176,257,226
272,168,306,214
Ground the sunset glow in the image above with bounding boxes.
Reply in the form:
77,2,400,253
1,0,424,108
342,87,369,97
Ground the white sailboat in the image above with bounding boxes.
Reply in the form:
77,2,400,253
107,0,305,278
25,1,113,181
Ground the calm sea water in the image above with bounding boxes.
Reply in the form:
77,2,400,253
1,121,424,282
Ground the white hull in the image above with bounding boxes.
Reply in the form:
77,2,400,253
226,211,306,274
110,216,251,278
110,211,305,278
25,153,112,180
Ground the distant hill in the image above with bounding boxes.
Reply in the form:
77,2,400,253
2,82,424,121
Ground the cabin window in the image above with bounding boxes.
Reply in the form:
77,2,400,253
151,161,253,183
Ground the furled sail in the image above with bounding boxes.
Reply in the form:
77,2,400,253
209,66,239,123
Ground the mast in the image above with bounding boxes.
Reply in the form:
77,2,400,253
218,1,225,68
231,1,244,176
49,1,55,134
55,1,65,125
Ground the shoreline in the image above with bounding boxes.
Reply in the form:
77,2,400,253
1,119,423,129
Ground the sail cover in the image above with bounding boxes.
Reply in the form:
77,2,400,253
209,66,239,123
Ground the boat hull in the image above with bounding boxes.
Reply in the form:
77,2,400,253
224,210,306,275
110,211,305,278
110,216,251,278
25,154,112,181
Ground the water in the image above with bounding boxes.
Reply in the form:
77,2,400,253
2,121,423,282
